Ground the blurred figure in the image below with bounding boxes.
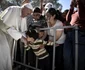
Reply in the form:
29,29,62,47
62,9,69,24
66,0,78,26
25,29,50,70
27,7,47,40
57,5,62,12
27,7,44,29
62,9,71,34
64,0,78,70
0,8,2,14
42,2,54,16
26,7,48,69
42,3,46,16
64,0,85,70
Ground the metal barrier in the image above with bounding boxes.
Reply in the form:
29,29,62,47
13,25,78,70
40,25,78,70
13,60,41,70
75,26,78,70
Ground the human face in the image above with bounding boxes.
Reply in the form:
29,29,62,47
21,6,32,17
39,31,44,38
33,13,41,20
27,36,34,43
46,13,55,26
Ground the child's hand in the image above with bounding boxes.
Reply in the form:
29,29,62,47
39,44,44,49
21,36,27,45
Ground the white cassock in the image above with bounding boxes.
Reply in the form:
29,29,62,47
0,6,27,70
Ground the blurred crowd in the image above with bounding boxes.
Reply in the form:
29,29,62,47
0,0,85,70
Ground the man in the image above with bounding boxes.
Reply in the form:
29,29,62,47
64,0,85,70
0,2,33,70
66,0,79,26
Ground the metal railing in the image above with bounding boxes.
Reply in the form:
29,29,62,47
40,25,78,70
13,25,78,70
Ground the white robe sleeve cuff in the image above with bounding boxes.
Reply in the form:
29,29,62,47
7,27,22,40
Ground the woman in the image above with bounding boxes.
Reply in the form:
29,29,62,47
46,8,66,70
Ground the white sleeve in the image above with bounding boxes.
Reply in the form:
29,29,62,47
56,21,63,31
7,27,22,40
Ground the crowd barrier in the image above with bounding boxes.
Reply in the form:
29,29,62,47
13,25,78,70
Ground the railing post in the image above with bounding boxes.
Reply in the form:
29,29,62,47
36,57,38,70
75,25,78,70
52,28,56,70
13,25,78,70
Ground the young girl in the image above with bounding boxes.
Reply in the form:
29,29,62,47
25,29,50,70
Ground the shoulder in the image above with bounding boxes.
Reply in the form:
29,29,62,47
9,6,20,8
55,20,63,26
72,11,78,17
7,6,21,11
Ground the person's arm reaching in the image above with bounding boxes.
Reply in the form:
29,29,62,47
66,0,74,22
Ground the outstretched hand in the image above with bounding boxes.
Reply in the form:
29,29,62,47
21,36,27,45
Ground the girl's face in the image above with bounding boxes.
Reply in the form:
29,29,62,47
46,13,55,26
27,36,34,43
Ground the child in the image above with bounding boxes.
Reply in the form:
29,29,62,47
25,29,50,70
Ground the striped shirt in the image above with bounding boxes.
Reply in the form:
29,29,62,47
25,40,49,60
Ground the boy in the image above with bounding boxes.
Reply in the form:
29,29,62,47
25,29,50,70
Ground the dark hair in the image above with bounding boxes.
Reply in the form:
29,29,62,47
33,7,41,13
62,9,69,15
26,29,39,40
47,8,64,22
